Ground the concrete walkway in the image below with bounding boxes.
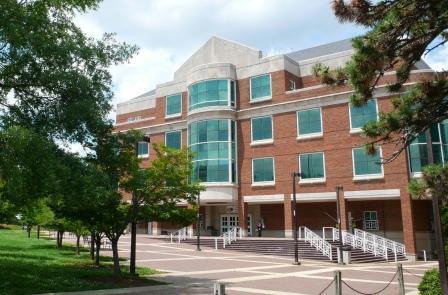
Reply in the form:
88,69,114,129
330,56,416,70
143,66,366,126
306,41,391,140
60,234,435,294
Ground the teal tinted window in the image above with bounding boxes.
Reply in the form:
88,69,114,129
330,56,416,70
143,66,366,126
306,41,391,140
350,99,378,129
253,157,274,183
299,152,325,179
165,131,181,149
189,119,236,183
408,121,448,173
251,116,273,142
353,147,382,176
137,142,149,156
298,108,322,135
166,94,181,116
250,74,271,100
189,80,230,111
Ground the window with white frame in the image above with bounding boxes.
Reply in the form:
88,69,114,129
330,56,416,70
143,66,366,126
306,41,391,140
352,147,383,179
349,99,378,131
250,74,271,101
297,108,322,138
252,157,275,185
251,115,273,144
363,211,379,230
166,94,182,117
137,142,149,158
165,131,182,149
299,152,325,182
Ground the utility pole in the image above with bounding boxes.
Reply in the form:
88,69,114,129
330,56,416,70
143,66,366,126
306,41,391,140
197,193,201,251
336,186,344,264
291,172,301,265
130,136,150,275
425,128,448,294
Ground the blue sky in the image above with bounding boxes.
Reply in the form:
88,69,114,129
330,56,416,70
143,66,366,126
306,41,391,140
74,0,447,121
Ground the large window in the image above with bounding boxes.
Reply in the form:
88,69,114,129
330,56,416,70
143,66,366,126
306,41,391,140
352,147,383,179
299,152,325,182
408,121,448,175
252,157,275,184
251,116,273,143
189,119,237,183
349,99,378,130
250,74,271,101
189,80,234,111
137,142,149,158
165,131,181,149
297,108,322,137
166,94,182,117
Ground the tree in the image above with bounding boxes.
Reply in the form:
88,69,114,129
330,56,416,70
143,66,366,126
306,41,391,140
313,0,448,162
0,0,138,144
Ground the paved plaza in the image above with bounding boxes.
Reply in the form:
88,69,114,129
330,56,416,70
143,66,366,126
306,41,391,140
108,234,436,294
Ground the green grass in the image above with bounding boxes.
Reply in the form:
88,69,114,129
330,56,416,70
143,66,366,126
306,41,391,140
0,228,163,295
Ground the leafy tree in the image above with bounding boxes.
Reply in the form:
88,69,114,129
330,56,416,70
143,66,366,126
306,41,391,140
0,0,138,144
313,0,448,161
65,220,89,256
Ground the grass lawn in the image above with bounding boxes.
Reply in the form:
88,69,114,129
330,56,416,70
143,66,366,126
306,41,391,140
0,227,163,295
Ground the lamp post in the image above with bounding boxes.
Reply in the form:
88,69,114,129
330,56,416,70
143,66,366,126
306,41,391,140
291,172,301,265
130,135,150,276
196,193,201,251
335,186,344,264
425,129,448,294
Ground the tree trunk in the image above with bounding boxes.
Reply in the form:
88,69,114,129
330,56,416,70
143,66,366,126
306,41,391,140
57,231,64,247
76,235,80,256
90,233,95,261
37,225,40,239
111,238,121,275
27,225,31,238
95,235,101,266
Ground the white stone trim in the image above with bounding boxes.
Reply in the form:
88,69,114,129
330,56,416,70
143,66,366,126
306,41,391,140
291,192,336,202
344,189,401,200
244,194,284,204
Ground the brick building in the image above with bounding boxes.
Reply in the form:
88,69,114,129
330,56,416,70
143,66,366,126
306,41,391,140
115,37,443,259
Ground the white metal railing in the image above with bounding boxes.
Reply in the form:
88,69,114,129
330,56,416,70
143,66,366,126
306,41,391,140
354,228,406,262
299,226,333,261
170,227,191,243
215,227,242,249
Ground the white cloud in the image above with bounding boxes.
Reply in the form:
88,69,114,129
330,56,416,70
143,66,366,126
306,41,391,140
425,45,448,71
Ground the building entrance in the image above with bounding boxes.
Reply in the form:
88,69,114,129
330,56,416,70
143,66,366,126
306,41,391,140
220,214,252,236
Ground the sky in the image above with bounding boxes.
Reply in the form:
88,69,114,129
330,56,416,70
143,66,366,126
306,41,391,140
74,0,447,122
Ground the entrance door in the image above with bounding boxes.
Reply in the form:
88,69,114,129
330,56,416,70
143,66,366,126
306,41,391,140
220,214,253,235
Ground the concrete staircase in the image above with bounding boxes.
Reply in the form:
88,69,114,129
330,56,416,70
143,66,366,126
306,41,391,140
178,237,407,263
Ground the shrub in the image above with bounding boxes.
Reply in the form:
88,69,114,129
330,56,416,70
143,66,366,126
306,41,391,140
418,269,442,295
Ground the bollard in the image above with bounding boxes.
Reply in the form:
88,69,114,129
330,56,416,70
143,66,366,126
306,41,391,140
397,263,405,295
214,282,225,295
334,270,342,295
423,250,427,262
215,238,218,250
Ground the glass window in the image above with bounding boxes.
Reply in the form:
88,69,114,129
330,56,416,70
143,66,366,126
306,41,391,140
363,211,379,230
250,74,271,100
297,108,322,136
165,131,181,149
189,80,232,111
299,152,325,180
353,147,383,176
251,116,273,142
349,99,378,129
166,94,182,117
408,121,448,174
137,142,149,157
252,157,274,183
189,119,236,183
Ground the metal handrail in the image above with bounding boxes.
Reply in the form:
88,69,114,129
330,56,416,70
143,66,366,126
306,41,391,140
216,227,242,249
354,228,406,262
299,226,333,261
170,227,190,243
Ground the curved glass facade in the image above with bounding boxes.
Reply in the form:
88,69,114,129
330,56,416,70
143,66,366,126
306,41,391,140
189,119,237,183
188,79,236,111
